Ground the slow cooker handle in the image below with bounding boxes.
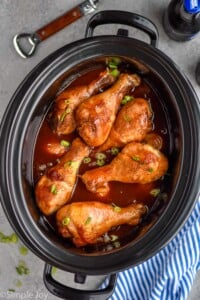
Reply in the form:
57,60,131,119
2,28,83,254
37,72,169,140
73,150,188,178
85,10,159,47
43,263,117,300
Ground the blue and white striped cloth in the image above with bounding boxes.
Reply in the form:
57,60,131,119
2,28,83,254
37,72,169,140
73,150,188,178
102,198,200,300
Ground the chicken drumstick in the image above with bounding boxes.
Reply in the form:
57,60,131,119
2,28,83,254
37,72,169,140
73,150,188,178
75,73,141,147
98,98,153,152
50,69,117,135
35,138,90,215
56,201,147,247
81,142,168,197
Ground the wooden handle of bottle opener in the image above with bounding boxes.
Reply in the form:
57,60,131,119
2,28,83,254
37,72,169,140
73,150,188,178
36,7,83,41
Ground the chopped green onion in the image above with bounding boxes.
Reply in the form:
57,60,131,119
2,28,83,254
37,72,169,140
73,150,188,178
121,95,134,105
62,217,70,226
16,261,30,275
132,156,140,162
64,99,71,104
64,160,78,168
95,152,106,160
108,62,118,69
85,216,92,225
107,57,121,68
123,114,132,122
110,69,120,77
112,57,121,65
113,241,121,248
148,168,154,173
114,206,121,212
10,233,19,243
60,107,71,122
150,188,160,197
107,57,121,77
51,266,57,275
112,204,121,212
0,232,18,243
83,157,92,164
60,140,70,147
110,235,118,242
111,147,119,155
50,184,58,195
65,107,72,113
8,289,15,292
96,159,105,166
19,245,28,256
0,236,11,243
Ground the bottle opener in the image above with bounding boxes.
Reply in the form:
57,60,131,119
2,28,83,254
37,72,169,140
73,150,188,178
13,0,99,58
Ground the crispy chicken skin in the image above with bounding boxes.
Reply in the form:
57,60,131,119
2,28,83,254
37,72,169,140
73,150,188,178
56,201,147,247
98,98,153,152
49,69,117,135
35,138,90,215
81,142,168,197
75,73,141,147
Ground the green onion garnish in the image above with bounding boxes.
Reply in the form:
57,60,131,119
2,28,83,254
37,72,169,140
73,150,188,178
62,217,70,226
60,107,71,122
148,168,154,173
60,140,70,147
111,147,119,155
95,152,106,160
150,188,161,197
121,95,134,105
132,156,140,162
19,245,28,256
108,57,121,67
16,261,30,275
50,184,58,195
0,236,11,243
112,57,121,65
114,206,121,212
123,114,132,122
64,160,78,168
10,233,18,243
108,62,118,69
110,69,120,77
85,216,92,225
110,235,118,242
64,99,71,104
96,159,105,166
113,241,121,248
112,204,121,212
83,157,92,164
0,232,18,243
107,57,121,77
51,266,57,275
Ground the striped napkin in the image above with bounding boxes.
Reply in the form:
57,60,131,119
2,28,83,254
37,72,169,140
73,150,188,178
102,198,200,300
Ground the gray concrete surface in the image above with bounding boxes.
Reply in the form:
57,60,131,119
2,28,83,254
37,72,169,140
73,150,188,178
0,1,199,299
